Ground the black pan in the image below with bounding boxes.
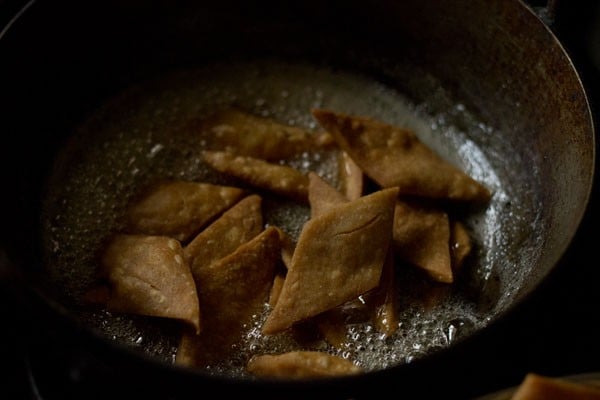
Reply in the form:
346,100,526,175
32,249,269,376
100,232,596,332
0,0,595,399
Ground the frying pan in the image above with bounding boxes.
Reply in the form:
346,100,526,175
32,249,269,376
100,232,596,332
0,0,595,398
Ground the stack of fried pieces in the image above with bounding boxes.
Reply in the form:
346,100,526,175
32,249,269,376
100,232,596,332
93,108,491,378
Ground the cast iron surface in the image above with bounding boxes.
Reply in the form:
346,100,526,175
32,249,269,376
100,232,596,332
0,0,597,398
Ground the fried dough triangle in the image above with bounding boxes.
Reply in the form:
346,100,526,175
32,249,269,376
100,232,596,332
202,151,309,202
262,187,398,334
308,173,398,340
268,273,286,307
419,222,472,310
393,201,454,283
247,351,362,378
311,109,491,202
101,234,200,333
393,201,453,283
339,151,363,201
123,181,245,242
366,249,398,337
308,172,348,218
184,194,263,282
512,373,600,400
314,251,399,347
450,221,472,272
194,108,333,161
176,227,280,367
274,227,295,270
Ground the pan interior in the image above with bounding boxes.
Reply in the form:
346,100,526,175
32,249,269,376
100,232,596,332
40,59,541,376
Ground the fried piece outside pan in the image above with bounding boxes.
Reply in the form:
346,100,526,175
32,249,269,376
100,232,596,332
247,351,362,378
176,227,280,367
123,180,246,242
262,187,398,335
192,108,334,161
510,373,600,400
202,151,309,203
101,234,201,333
311,109,491,203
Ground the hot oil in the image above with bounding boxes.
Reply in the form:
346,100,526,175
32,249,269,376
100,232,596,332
41,60,527,376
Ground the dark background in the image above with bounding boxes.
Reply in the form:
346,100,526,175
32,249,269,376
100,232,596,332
0,0,598,398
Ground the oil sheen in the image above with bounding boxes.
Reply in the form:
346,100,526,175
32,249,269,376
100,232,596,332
41,60,531,377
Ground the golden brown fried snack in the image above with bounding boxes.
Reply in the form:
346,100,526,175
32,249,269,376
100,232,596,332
338,151,363,201
262,188,398,335
268,273,286,307
307,175,399,341
194,108,333,161
176,227,280,367
123,181,246,242
393,201,453,283
311,109,491,202
273,226,295,270
511,373,600,400
202,151,309,202
247,351,362,378
366,249,398,337
101,234,200,333
308,172,348,218
184,194,263,281
450,221,472,272
312,309,348,349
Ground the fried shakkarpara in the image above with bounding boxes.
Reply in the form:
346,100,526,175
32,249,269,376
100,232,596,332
247,351,362,378
202,151,309,202
338,151,363,200
194,108,333,161
393,201,453,283
123,181,246,242
511,373,600,400
268,273,286,307
176,227,280,367
307,172,348,218
262,187,397,334
184,194,263,281
311,109,491,202
274,227,295,270
450,221,472,272
101,234,201,333
308,173,398,341
312,254,400,345
367,249,398,337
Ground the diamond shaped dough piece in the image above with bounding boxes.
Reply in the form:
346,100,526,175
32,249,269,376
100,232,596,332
262,187,398,334
184,194,263,283
365,249,398,337
101,234,201,333
308,172,348,218
124,181,246,242
203,151,309,202
311,109,491,202
512,373,600,400
308,174,398,339
450,221,472,272
176,227,280,367
247,351,362,378
338,151,363,201
193,108,333,161
393,201,452,283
